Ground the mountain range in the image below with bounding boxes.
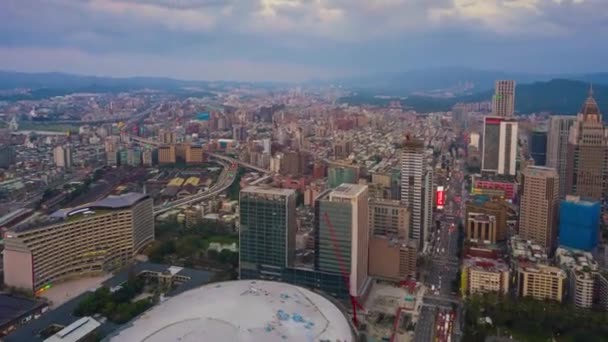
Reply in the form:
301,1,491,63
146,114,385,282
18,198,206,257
334,67,608,95
1,69,608,115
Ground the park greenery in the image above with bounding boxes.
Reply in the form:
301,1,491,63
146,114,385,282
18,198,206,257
146,218,239,272
464,293,608,342
74,275,153,324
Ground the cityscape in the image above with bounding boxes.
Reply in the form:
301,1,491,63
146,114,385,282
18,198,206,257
2,1,608,342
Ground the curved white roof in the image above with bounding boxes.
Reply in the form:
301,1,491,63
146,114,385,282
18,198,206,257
109,280,354,342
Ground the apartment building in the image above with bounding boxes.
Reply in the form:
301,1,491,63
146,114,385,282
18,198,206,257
3,193,154,294
461,257,509,297
516,263,567,302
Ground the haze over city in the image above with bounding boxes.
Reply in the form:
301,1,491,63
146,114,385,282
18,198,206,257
2,0,607,81
3,1,608,342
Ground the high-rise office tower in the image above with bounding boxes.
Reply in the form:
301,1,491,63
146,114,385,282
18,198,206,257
239,187,297,280
315,184,370,297
53,145,73,169
566,88,608,210
547,116,575,198
519,166,559,250
498,119,518,175
530,129,547,166
401,137,433,249
492,80,515,117
482,117,518,176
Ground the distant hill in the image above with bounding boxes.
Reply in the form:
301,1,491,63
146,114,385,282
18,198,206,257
339,79,608,115
459,79,608,115
0,70,283,101
332,67,608,97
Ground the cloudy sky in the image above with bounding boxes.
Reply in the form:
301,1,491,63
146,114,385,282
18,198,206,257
0,0,606,81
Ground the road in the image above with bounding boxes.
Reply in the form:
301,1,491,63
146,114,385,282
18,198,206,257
415,152,467,342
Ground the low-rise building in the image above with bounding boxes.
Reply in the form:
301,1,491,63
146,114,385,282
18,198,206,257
516,262,566,302
368,237,416,281
556,247,599,309
461,257,509,297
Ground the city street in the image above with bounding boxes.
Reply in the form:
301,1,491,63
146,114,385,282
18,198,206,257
415,151,467,342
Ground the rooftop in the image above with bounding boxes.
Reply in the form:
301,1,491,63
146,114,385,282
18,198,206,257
44,317,100,342
464,257,509,272
241,186,296,197
49,193,148,219
106,280,354,342
0,294,47,329
556,247,598,271
523,165,558,177
330,183,367,198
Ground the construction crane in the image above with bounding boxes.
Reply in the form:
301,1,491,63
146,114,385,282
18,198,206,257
322,212,364,328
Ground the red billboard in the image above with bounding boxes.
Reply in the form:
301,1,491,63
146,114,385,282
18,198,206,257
436,186,445,209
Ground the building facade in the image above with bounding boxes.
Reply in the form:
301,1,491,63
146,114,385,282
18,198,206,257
482,117,518,176
516,263,566,302
368,238,416,281
0,145,16,169
401,137,433,250
492,80,515,117
519,166,559,250
530,130,547,166
461,258,510,297
498,119,518,176
466,213,498,244
368,199,409,238
466,196,508,242
158,145,176,164
3,193,154,293
239,187,297,279
566,89,608,211
239,186,349,299
53,145,73,169
547,116,576,198
315,184,370,297
559,196,600,251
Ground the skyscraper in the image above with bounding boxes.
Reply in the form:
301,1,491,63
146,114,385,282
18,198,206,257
482,117,518,176
519,166,559,250
400,137,433,249
498,119,518,175
547,116,575,198
239,186,349,298
482,117,501,173
315,184,370,297
492,80,515,117
565,88,607,210
239,187,297,279
530,129,547,166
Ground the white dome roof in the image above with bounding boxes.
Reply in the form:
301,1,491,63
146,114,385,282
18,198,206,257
109,280,354,342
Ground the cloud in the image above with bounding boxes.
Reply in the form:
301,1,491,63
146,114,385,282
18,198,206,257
0,0,607,80
0,47,348,82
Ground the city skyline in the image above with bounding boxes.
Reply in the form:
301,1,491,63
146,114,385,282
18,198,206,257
2,1,608,81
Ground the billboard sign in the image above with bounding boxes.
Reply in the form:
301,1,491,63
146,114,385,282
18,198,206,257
437,186,445,209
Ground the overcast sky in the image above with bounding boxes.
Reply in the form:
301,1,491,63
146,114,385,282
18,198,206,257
0,0,606,81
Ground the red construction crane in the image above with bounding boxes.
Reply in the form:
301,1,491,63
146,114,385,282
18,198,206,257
322,212,365,328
